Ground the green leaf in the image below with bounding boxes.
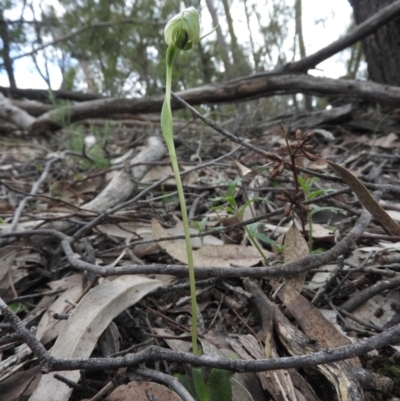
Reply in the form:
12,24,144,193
311,247,325,255
228,177,242,197
192,366,209,401
208,368,233,401
246,222,261,236
254,232,275,246
209,196,225,202
308,188,336,200
310,206,346,217
175,374,198,400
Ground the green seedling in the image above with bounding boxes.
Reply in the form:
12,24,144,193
161,7,215,354
210,177,273,262
190,216,209,245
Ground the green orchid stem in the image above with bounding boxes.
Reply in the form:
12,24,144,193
162,44,199,355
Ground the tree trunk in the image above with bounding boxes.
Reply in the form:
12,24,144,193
295,0,312,110
204,0,233,79
221,0,251,76
349,0,400,86
0,13,17,89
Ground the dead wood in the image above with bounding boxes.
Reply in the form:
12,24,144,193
243,278,394,399
0,85,105,102
83,136,165,213
23,75,400,133
0,92,36,130
34,136,165,236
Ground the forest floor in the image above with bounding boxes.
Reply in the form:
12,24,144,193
1,102,400,401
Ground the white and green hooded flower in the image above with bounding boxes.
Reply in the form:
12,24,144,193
164,7,200,50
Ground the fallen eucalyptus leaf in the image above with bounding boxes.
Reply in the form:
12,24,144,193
282,225,308,305
327,161,400,235
29,275,162,401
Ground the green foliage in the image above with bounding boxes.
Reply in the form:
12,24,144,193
192,366,209,401
191,216,208,245
67,125,110,170
177,366,233,401
8,302,25,314
174,373,197,399
62,66,77,91
207,368,233,401
210,177,273,262
47,92,73,129
38,0,222,96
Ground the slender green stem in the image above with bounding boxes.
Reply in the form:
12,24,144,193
245,227,269,262
307,212,313,252
161,45,198,355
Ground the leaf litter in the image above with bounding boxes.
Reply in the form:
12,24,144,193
0,114,400,401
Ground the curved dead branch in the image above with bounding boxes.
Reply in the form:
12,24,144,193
1,209,372,279
1,296,399,375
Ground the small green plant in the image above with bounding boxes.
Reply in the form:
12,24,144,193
210,177,273,262
161,7,215,354
8,302,25,314
176,366,233,401
68,125,110,170
48,90,73,129
190,216,208,245
298,176,343,252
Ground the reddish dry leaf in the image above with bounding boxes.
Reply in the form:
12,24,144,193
282,225,309,305
327,160,400,235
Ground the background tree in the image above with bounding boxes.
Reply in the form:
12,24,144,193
349,0,400,85
0,0,27,90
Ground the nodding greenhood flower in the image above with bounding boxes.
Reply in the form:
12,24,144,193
164,7,200,50
164,7,218,51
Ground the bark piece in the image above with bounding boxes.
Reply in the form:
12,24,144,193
83,136,165,213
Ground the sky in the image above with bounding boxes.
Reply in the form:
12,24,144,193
0,0,356,90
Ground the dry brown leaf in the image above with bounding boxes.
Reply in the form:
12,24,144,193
194,244,264,267
97,222,153,239
105,381,181,401
282,225,309,305
305,264,336,290
367,132,399,149
152,328,192,353
0,275,84,381
0,247,18,282
30,276,162,401
37,274,84,344
230,335,297,401
283,294,361,368
233,159,254,177
327,161,400,235
0,365,41,401
151,218,265,267
350,291,400,328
